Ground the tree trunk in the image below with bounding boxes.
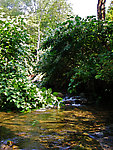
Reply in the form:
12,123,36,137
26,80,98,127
36,18,41,63
97,0,106,20
32,0,42,63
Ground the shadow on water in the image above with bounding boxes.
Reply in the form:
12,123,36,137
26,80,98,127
0,112,45,150
82,106,113,150
0,107,113,149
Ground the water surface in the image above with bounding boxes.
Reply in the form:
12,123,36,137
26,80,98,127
0,106,113,149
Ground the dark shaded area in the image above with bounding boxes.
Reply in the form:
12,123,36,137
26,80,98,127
0,126,16,141
46,78,113,109
0,121,44,149
75,79,113,107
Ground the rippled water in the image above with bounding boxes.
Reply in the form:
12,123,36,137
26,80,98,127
0,106,113,149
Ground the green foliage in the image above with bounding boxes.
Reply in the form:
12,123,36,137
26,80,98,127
106,1,113,21
27,0,73,53
0,0,24,16
0,0,73,52
39,16,113,102
0,13,58,111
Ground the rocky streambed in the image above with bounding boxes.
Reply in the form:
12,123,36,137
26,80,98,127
0,98,113,150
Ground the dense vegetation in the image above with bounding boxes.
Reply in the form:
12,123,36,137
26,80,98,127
39,16,113,106
0,14,60,111
0,0,72,54
0,0,72,111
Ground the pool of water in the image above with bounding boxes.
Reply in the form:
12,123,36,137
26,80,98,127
0,106,113,149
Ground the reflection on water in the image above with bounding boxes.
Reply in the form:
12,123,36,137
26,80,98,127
0,107,113,149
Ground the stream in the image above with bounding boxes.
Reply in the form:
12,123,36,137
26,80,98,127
0,102,113,149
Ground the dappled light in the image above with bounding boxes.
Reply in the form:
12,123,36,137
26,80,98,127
1,107,113,149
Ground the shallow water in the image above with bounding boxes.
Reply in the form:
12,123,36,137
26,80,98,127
0,106,113,149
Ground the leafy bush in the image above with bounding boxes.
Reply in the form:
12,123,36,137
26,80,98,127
0,13,59,111
39,16,113,103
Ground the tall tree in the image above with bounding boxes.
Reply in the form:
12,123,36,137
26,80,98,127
0,0,72,62
26,0,72,62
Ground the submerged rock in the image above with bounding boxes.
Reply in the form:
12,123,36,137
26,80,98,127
61,95,87,107
0,141,19,150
